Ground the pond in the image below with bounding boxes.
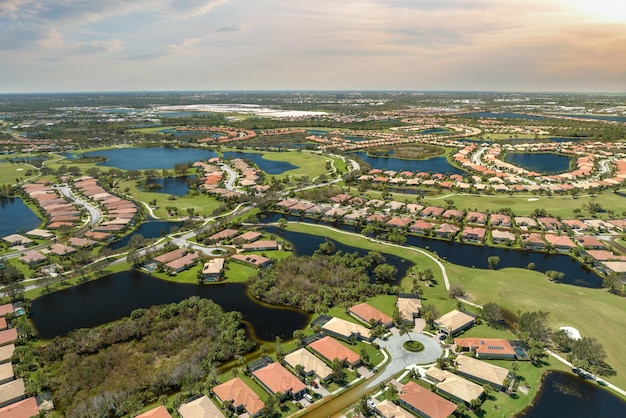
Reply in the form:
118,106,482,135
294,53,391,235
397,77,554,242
141,176,196,196
460,112,547,120
260,213,601,288
108,220,184,250
352,152,465,175
0,197,41,236
222,151,298,175
503,153,572,174
30,270,309,342
419,128,450,135
84,147,218,170
517,371,626,418
264,225,414,285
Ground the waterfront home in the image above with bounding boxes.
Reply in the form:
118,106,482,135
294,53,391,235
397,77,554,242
561,219,590,231
454,355,510,390
396,295,422,324
67,237,97,248
434,310,475,336
19,250,46,266
178,396,223,418
153,248,187,265
425,367,484,405
398,381,456,418
201,258,225,281
323,206,348,220
288,202,315,213
0,306,13,318
521,233,546,249
386,216,412,229
602,261,626,279
284,348,332,381
461,226,486,242
366,213,389,224
409,219,435,234
2,234,32,247
349,302,394,328
0,397,39,417
0,379,25,408
25,229,54,239
309,336,360,368
375,399,413,418
585,250,626,263
165,253,198,274
491,229,516,244
576,236,606,250
232,252,272,268
305,204,332,216
233,231,261,243
454,338,518,360
321,317,372,341
252,362,307,400
275,199,298,209
545,234,577,251
435,223,460,239
343,209,367,223
241,240,279,252
213,377,264,417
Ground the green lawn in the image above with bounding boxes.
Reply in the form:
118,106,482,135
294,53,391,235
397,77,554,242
365,295,397,318
0,162,36,184
447,263,626,389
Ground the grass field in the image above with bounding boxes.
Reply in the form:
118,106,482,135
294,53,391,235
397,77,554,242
220,149,332,181
0,162,36,185
446,263,626,389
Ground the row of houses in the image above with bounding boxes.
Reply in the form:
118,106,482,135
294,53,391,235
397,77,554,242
21,180,82,229
150,247,199,275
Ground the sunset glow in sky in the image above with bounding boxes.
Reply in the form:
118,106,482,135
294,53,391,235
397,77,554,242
1,0,625,93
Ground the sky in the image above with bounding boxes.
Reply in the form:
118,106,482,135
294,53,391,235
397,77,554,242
1,0,625,93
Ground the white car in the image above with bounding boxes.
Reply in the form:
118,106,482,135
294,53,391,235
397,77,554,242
303,393,314,403
366,399,376,409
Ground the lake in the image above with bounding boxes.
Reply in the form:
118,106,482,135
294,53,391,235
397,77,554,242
0,197,41,236
30,270,309,342
158,128,225,138
352,152,465,175
84,147,218,170
556,114,626,123
260,213,601,288
517,371,626,418
460,112,547,120
264,225,414,285
108,220,184,250
141,176,195,196
503,153,572,174
222,151,298,174
419,128,450,135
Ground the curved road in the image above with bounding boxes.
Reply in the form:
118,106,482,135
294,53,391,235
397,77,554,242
56,184,102,228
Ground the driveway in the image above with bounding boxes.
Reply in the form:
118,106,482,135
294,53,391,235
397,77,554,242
365,329,442,390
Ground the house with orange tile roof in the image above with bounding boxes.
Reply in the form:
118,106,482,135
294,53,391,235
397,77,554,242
309,336,360,368
461,226,486,242
349,303,393,328
575,236,605,250
410,219,435,234
398,381,456,418
208,229,239,242
421,206,445,218
153,248,187,265
165,253,198,274
521,233,546,249
230,253,272,268
545,234,577,251
385,216,412,229
252,362,306,400
0,306,13,318
435,223,460,239
213,377,264,417
135,405,172,418
0,396,39,418
442,209,465,221
454,338,519,360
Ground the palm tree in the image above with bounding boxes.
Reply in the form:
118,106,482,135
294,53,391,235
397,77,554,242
399,323,413,341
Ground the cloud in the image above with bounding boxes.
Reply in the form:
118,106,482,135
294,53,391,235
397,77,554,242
217,24,244,33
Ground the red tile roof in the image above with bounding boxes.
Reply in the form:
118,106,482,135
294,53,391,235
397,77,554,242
309,336,360,365
400,381,456,418
252,362,306,396
349,303,392,325
213,377,264,416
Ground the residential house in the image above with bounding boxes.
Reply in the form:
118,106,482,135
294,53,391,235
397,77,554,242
2,235,32,247
442,209,465,221
241,240,279,252
410,219,435,234
0,378,25,408
0,363,13,386
386,216,412,229
545,234,577,251
421,206,445,218
491,229,516,243
135,406,173,418
49,243,76,256
434,310,475,336
435,223,460,239
208,229,239,242
461,226,486,242
425,367,484,405
521,233,546,249
252,362,307,400
396,295,422,324
454,355,510,390
576,236,606,250
466,211,488,225
0,346,14,365
398,381,456,418
230,253,272,268
514,217,538,229
213,377,264,417
67,237,97,248
201,258,225,281
284,348,332,381
490,214,512,227
178,395,224,418
375,399,413,418
454,338,518,360
19,250,46,265
349,302,393,328
321,317,372,342
602,261,626,279
234,231,261,243
0,397,39,418
153,248,187,265
537,217,561,231
561,219,590,231
366,213,389,224
308,336,361,368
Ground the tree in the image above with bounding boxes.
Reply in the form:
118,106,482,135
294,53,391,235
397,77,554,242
398,323,413,341
421,304,440,327
330,358,347,385
552,328,574,352
448,283,464,299
545,270,565,282
387,383,399,401
518,310,551,344
317,240,336,255
487,256,500,269
174,163,189,176
481,302,504,328
373,264,397,282
570,337,610,375
359,348,370,367
602,273,623,295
